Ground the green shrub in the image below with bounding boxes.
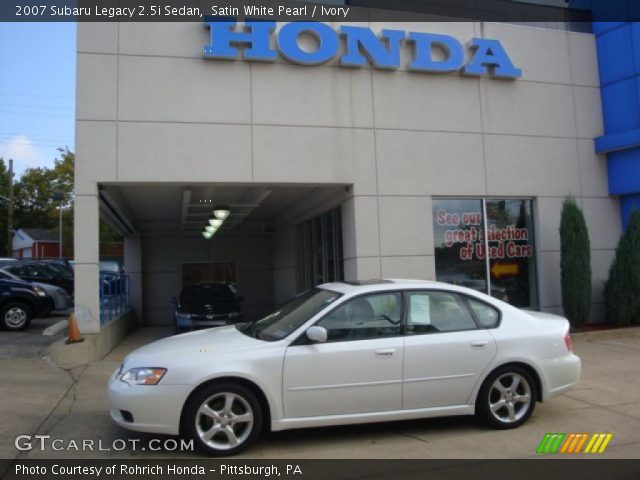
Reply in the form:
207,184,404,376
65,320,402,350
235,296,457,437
604,210,640,326
559,197,592,327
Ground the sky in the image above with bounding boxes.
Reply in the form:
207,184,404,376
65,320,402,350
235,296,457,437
0,22,76,179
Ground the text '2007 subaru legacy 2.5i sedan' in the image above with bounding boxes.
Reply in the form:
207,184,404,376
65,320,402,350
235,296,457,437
108,279,581,456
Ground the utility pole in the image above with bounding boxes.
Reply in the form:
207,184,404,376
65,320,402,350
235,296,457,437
7,159,13,258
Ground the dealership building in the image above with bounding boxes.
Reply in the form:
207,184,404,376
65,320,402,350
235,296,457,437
72,5,639,352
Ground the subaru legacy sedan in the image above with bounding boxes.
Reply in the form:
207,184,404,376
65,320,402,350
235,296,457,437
108,279,580,456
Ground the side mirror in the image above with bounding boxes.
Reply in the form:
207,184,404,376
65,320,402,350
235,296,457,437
306,326,328,344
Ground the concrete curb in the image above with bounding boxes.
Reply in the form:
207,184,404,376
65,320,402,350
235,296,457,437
42,320,68,337
572,326,640,342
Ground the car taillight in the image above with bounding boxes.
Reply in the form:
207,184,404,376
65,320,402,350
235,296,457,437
564,333,573,352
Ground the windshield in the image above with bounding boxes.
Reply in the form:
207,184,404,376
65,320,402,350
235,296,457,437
180,284,236,305
240,288,342,342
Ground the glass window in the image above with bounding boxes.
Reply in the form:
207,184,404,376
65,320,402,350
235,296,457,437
433,198,538,309
485,199,538,308
317,292,402,342
467,298,500,328
433,199,488,296
297,207,343,292
406,291,477,334
240,288,342,342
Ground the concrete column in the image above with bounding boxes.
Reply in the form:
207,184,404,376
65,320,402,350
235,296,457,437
74,191,101,334
124,233,143,327
341,196,381,280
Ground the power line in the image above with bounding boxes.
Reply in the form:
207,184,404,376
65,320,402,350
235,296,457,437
0,92,74,99
0,102,74,110
0,110,73,118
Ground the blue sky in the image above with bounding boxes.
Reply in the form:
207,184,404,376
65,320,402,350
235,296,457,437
0,22,76,178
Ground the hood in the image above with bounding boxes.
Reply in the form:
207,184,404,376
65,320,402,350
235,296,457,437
178,301,239,315
123,325,264,368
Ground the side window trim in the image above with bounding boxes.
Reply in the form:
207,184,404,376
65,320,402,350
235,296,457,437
403,289,497,336
462,295,502,330
292,290,406,345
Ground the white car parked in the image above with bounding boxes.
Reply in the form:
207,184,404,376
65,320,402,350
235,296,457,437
108,279,581,456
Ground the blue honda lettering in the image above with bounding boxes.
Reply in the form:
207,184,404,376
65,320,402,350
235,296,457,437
339,26,404,69
203,20,276,61
462,38,522,79
277,22,339,65
408,33,464,73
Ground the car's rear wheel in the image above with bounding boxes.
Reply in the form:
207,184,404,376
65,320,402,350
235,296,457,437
183,382,262,456
477,365,536,429
1,302,33,331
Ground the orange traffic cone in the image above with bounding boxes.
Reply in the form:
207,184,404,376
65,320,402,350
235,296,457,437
66,312,84,344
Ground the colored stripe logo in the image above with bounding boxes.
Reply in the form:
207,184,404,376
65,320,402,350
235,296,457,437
537,433,613,454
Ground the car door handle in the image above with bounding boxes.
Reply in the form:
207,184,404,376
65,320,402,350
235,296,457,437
375,349,395,358
471,340,489,348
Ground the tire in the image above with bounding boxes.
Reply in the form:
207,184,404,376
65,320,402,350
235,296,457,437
477,365,537,429
183,382,263,456
1,302,33,331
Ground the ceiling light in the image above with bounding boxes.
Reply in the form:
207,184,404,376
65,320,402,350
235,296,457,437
204,225,217,233
208,218,223,228
213,205,230,220
202,230,213,239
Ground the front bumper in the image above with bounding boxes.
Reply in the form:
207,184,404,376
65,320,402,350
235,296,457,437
107,369,191,435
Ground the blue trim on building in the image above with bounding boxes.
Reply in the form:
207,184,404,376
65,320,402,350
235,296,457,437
571,1,640,229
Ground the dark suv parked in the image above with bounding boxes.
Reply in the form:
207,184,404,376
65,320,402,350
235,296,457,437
0,278,49,330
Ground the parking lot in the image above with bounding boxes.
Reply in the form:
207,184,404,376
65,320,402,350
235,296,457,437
1,326,639,461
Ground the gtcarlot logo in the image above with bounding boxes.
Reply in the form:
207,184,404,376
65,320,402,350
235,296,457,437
14,434,194,452
536,432,613,454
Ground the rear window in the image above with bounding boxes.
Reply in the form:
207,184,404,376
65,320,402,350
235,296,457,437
181,284,235,304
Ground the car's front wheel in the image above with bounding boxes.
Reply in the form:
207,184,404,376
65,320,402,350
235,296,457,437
183,382,263,456
477,366,536,429
1,302,33,331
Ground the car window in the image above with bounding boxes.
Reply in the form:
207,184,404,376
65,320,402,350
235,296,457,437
317,292,402,342
467,298,500,328
180,284,235,304
406,291,477,334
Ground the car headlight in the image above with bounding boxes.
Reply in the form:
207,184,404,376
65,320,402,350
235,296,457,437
120,368,167,385
32,286,47,297
176,312,191,319
229,311,241,318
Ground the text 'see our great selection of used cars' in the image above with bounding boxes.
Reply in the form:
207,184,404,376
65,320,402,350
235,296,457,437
108,279,581,456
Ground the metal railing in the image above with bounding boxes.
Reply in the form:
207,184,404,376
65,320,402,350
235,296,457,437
100,272,131,325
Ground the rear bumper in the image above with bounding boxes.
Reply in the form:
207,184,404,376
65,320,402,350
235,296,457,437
539,353,581,401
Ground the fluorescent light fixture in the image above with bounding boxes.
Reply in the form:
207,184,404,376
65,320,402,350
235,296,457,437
213,205,230,220
208,218,223,228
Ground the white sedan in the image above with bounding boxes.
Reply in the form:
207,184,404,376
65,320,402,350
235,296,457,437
108,279,580,456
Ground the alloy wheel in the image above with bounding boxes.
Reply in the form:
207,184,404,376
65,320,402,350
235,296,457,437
5,307,27,329
195,392,254,450
488,373,532,424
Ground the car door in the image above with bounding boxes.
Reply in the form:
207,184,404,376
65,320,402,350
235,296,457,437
402,290,498,410
283,291,404,418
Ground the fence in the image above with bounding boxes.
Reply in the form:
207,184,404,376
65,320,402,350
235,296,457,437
99,272,131,325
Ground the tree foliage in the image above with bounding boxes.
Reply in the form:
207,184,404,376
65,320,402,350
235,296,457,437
559,196,592,327
604,210,640,326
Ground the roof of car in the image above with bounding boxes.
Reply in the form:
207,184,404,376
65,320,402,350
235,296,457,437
319,279,450,294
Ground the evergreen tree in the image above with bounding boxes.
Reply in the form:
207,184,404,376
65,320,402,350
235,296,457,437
559,197,592,327
604,210,640,326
